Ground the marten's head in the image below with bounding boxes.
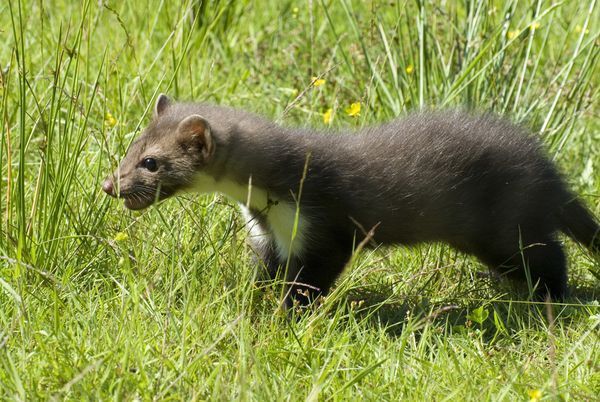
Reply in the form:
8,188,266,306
102,94,215,210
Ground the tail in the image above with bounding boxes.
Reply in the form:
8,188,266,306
558,197,600,254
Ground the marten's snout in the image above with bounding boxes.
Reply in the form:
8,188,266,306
102,178,115,196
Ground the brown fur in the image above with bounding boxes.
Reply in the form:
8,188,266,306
103,94,600,306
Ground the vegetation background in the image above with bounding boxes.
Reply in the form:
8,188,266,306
0,0,599,399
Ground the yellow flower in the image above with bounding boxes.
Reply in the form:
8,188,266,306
312,77,326,87
575,25,589,34
292,7,299,13
507,30,518,39
527,389,542,402
345,102,361,117
530,21,540,30
105,112,117,128
405,64,414,74
114,232,128,242
323,108,333,124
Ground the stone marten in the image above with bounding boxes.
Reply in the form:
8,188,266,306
103,94,599,307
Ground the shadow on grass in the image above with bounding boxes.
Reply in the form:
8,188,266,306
337,281,599,339
251,272,598,341
568,282,599,302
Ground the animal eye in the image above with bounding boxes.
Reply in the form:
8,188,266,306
142,157,158,172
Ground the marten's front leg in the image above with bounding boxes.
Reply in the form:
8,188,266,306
283,239,353,309
249,235,283,281
242,207,282,281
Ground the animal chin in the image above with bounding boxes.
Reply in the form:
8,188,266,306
123,196,155,210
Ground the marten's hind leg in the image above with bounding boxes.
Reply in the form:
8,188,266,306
474,234,568,300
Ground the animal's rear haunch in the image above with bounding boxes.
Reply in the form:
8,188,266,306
560,199,600,255
103,94,600,307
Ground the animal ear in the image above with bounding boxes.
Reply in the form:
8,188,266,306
154,93,171,117
177,114,214,159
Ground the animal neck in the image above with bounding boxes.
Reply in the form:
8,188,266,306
196,122,311,206
191,170,274,213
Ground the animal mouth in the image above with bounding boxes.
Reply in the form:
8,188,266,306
122,194,156,210
102,179,173,210
115,187,164,210
120,186,175,210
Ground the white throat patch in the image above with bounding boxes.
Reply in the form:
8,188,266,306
192,172,309,259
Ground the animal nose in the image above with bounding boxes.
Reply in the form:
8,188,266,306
102,178,114,196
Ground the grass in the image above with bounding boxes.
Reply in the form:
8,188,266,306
1,0,599,399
